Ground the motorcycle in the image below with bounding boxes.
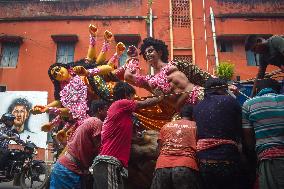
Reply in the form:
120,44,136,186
0,136,49,188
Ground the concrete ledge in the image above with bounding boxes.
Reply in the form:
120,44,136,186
0,15,158,22
216,13,284,19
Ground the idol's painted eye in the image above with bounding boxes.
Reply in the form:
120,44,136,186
51,66,61,78
51,71,58,78
54,66,61,73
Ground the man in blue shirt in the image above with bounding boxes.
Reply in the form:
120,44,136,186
193,78,242,189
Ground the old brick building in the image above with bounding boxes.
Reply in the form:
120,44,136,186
192,0,284,79
1,0,283,97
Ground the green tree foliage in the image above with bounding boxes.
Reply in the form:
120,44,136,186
216,61,234,81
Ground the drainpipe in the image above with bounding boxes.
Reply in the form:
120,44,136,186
149,7,155,75
210,6,219,71
202,0,209,71
169,0,174,61
190,0,195,64
149,8,153,37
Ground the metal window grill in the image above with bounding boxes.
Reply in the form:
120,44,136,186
172,0,191,28
173,55,192,63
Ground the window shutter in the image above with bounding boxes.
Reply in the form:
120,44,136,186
246,51,258,66
1,45,10,67
10,43,19,67
56,42,75,64
0,42,20,67
173,55,193,63
172,0,191,28
67,44,74,63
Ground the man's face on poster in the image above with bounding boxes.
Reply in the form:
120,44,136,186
12,105,29,132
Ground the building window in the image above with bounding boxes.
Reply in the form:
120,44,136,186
173,55,192,63
246,50,259,66
172,0,191,28
51,34,78,64
219,40,233,52
114,34,141,67
0,42,20,67
56,42,75,64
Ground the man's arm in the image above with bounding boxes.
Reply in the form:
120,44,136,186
242,103,256,155
242,128,256,153
242,126,257,183
135,94,164,109
92,119,103,146
251,56,267,97
257,58,267,80
124,68,153,92
234,101,243,143
155,128,163,158
156,139,162,158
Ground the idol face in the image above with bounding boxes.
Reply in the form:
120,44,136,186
51,66,70,81
144,46,161,66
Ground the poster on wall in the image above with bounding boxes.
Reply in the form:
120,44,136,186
0,91,49,148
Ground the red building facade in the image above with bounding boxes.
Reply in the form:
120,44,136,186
191,0,284,80
1,0,284,99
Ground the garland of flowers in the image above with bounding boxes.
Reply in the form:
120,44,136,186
89,34,97,47
102,41,110,53
60,75,89,120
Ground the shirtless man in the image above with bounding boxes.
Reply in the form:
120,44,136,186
123,43,203,111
